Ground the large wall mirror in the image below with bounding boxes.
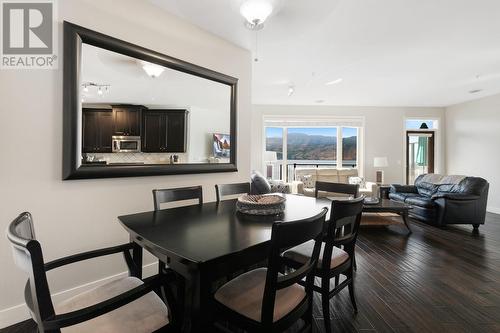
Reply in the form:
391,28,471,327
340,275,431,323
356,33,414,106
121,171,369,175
63,22,237,179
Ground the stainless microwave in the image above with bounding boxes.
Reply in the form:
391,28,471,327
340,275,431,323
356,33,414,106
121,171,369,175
112,136,141,153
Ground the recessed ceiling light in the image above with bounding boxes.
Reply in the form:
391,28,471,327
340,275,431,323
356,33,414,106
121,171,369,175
469,89,482,94
325,78,343,86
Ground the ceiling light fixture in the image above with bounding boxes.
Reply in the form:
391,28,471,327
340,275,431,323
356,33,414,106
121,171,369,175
83,84,89,93
288,85,295,97
97,87,103,95
325,78,343,86
142,62,165,78
240,0,273,30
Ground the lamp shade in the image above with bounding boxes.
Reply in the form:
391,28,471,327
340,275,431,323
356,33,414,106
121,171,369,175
373,157,388,168
264,151,278,162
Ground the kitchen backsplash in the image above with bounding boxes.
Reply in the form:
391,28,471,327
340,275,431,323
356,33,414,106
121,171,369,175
86,152,188,164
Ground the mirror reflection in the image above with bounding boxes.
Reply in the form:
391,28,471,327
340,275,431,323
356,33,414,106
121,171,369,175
79,43,231,166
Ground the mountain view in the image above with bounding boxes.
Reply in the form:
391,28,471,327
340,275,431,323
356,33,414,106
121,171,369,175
266,131,357,161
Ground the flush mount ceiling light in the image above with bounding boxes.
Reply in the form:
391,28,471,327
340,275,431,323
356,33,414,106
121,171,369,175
240,0,274,30
142,62,165,78
325,78,343,86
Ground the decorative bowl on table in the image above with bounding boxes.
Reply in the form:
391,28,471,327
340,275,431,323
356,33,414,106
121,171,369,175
236,194,286,215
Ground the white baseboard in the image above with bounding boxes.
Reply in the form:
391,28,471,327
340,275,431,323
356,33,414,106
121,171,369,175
488,206,500,215
0,263,157,329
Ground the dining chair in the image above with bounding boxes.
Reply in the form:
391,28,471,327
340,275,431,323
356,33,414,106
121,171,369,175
6,212,175,333
283,196,364,333
212,208,328,332
315,181,361,273
152,185,203,211
315,181,360,198
215,182,250,202
153,186,203,300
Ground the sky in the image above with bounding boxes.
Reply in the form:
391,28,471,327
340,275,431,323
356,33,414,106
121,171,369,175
266,127,357,138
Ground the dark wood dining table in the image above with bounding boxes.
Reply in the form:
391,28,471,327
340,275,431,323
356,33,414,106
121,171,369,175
118,194,331,333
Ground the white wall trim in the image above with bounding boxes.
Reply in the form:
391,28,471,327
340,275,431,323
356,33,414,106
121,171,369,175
0,263,157,329
488,206,500,215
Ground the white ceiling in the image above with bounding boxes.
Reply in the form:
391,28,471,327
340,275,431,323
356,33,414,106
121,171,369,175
150,0,500,107
81,43,231,111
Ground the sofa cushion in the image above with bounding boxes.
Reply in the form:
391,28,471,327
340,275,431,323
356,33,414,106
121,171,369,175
251,171,271,194
389,192,420,202
316,169,339,183
405,196,436,208
337,169,358,184
416,181,440,197
294,168,318,180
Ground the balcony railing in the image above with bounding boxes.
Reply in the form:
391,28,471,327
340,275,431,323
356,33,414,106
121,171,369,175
267,160,357,182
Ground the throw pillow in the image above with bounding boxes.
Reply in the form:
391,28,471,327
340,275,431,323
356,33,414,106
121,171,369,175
250,170,271,194
349,176,366,189
298,174,315,188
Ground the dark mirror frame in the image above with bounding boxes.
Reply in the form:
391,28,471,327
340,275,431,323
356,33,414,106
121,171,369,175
62,21,238,180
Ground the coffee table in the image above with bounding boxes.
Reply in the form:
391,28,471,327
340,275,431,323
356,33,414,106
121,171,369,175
362,199,412,233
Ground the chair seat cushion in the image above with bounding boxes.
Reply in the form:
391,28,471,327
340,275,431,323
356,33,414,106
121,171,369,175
283,240,349,269
214,268,305,322
56,277,169,333
405,196,436,208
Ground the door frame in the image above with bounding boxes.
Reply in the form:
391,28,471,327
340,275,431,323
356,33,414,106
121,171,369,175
406,130,435,184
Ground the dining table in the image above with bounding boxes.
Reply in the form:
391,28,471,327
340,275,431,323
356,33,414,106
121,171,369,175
118,193,331,333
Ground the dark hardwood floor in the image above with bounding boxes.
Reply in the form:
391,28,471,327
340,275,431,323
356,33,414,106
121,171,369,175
3,213,500,333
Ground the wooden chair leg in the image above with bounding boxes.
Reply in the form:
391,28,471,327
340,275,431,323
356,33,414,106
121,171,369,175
348,269,358,313
334,275,339,287
321,279,332,332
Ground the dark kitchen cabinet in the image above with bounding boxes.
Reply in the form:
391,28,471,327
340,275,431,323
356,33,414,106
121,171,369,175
142,110,187,153
82,109,113,153
112,105,142,136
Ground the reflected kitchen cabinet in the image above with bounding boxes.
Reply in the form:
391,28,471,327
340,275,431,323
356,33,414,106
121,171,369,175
142,110,187,153
112,105,142,136
82,109,113,153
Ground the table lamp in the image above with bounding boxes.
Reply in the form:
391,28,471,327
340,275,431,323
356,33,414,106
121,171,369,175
264,151,278,179
374,157,388,184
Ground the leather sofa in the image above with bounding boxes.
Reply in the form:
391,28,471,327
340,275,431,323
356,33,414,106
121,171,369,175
294,168,376,197
389,174,489,229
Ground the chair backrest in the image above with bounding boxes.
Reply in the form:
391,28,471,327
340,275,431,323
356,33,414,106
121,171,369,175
323,197,364,269
315,181,359,198
215,182,250,202
152,186,203,211
6,212,55,330
261,208,328,324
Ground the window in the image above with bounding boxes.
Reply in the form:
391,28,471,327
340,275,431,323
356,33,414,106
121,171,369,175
405,120,438,130
287,128,337,161
265,127,283,160
342,127,357,168
264,121,362,181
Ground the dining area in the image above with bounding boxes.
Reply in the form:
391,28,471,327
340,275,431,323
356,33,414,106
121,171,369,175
7,182,365,333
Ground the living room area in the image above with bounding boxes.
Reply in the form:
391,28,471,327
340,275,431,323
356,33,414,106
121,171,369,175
1,1,499,333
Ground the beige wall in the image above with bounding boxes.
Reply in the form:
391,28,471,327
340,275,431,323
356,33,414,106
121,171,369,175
0,0,251,326
252,105,446,185
446,93,500,213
